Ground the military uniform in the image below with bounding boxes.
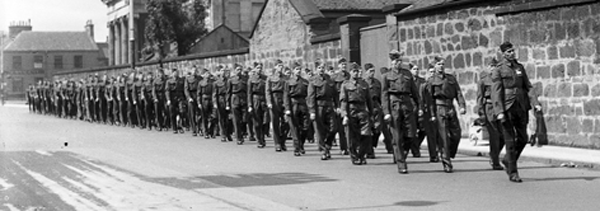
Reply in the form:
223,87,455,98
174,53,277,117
105,79,115,124
308,73,338,160
133,77,145,128
478,68,505,169
228,72,248,144
426,72,465,172
340,76,373,164
284,73,310,156
152,74,168,130
247,73,268,147
365,75,393,157
213,75,232,142
197,74,216,138
117,78,128,126
142,76,155,130
184,74,200,136
331,70,350,154
266,72,290,151
491,58,538,181
410,75,429,157
382,67,419,172
166,75,187,133
126,76,138,127
97,78,107,123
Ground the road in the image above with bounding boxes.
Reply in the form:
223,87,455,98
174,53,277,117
1,104,600,211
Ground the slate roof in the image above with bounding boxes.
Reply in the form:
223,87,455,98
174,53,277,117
313,0,417,10
3,31,98,52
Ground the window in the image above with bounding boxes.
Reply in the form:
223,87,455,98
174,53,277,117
34,55,43,69
74,55,83,68
12,78,24,93
12,56,22,69
54,55,63,69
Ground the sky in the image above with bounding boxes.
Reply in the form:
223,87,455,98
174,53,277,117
1,0,108,42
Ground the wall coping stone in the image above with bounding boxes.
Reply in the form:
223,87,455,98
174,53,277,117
337,14,372,25
310,33,341,44
495,0,598,16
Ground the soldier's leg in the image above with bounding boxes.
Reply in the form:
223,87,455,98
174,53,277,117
188,101,197,135
270,107,283,151
485,104,503,168
357,111,372,164
336,114,348,154
253,102,265,147
435,106,453,172
298,104,310,154
232,105,245,144
347,115,359,163
288,104,301,155
499,106,520,179
170,99,178,133
447,110,462,159
178,98,187,133
315,106,330,160
513,107,529,160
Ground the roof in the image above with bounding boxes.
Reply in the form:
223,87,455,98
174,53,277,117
96,42,109,58
3,31,99,52
396,0,489,15
313,0,417,11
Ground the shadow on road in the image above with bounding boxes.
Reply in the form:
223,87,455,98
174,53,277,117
315,200,445,211
147,172,338,189
525,176,600,182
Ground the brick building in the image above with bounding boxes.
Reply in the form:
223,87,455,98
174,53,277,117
2,24,106,98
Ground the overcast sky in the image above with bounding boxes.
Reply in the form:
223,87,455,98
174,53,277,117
1,0,108,42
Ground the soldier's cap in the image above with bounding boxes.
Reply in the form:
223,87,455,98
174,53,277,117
337,57,347,64
389,50,403,60
364,63,375,70
253,62,263,68
350,62,360,70
489,58,499,66
292,62,302,69
500,41,513,52
408,63,415,69
427,63,435,69
432,56,444,64
314,59,325,67
234,63,243,69
304,68,312,73
274,59,284,65
380,67,390,74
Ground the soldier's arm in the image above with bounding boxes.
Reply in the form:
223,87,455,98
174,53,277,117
151,82,158,101
339,83,347,117
307,81,316,114
490,68,505,116
247,80,253,109
184,79,191,101
381,75,390,116
226,80,232,109
265,79,272,106
409,77,420,111
365,82,373,116
476,79,485,117
165,82,171,102
212,83,218,108
453,77,466,111
284,82,292,112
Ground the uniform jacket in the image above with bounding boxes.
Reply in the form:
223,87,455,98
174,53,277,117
340,77,372,117
381,68,419,116
426,72,466,113
491,59,539,116
284,74,309,110
307,73,337,114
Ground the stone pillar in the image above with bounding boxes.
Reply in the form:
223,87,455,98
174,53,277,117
337,14,372,65
114,21,121,65
121,17,128,64
108,23,115,66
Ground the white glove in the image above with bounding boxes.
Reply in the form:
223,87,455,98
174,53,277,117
310,113,316,120
384,114,392,122
418,110,424,116
342,116,348,125
267,104,273,109
248,107,253,112
166,100,171,106
459,107,466,115
497,113,505,121
285,110,291,115
535,105,542,111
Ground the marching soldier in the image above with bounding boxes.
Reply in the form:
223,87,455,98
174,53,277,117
364,64,393,158
477,58,505,170
185,67,201,136
133,72,146,129
228,64,248,144
126,72,138,127
117,74,128,127
426,56,466,173
284,62,310,156
491,42,542,182
76,80,85,120
422,65,439,162
266,60,290,152
409,64,427,158
331,58,350,155
382,50,419,174
213,66,233,142
340,63,373,165
308,59,338,160
97,75,108,124
27,84,35,113
142,72,155,131
166,69,187,134
247,63,268,148
197,68,216,138
105,76,115,125
152,69,168,131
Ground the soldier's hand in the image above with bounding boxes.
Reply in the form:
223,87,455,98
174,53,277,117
431,117,436,121
167,100,171,106
225,106,230,110
267,104,272,109
133,101,136,105
459,107,466,115
284,110,291,116
342,116,348,125
125,98,129,101
154,99,158,103
335,108,342,114
535,105,542,112
418,109,424,116
384,114,392,122
213,104,218,109
310,113,316,120
188,98,193,103
248,107,253,112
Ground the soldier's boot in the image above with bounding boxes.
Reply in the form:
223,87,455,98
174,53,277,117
442,159,453,173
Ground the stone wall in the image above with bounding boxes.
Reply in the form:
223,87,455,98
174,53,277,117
249,0,341,72
393,1,600,149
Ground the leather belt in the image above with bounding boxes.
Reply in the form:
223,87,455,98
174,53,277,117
435,99,453,106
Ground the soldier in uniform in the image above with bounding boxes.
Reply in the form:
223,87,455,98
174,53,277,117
477,58,505,170
97,75,108,124
54,81,63,118
247,63,268,148
197,68,216,138
152,69,168,131
492,42,542,182
266,60,290,151
117,74,129,127
382,50,420,174
133,73,146,128
422,65,439,162
340,63,373,165
105,76,115,125
408,64,428,158
185,67,201,136
126,72,139,127
331,58,350,155
142,72,155,130
308,59,338,160
228,64,248,144
166,69,187,134
363,63,393,158
284,62,310,156
426,56,466,173
85,77,95,122
213,66,233,142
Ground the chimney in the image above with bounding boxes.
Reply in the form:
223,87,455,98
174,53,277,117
8,19,32,39
85,20,94,40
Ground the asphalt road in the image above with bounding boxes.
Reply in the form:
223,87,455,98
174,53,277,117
2,104,600,211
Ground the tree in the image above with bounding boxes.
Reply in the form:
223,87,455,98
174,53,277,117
145,0,209,59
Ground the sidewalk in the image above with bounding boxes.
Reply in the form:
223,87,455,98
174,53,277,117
448,138,600,170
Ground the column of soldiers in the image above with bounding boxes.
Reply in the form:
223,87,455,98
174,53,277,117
27,42,540,182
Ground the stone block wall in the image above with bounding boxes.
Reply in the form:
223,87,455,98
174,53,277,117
394,1,600,149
